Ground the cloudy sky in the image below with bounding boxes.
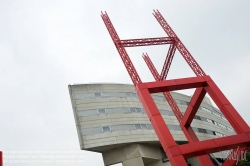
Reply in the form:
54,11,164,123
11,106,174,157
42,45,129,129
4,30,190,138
0,1,250,166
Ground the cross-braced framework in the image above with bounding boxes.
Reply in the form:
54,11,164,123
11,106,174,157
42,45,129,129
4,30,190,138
101,10,250,166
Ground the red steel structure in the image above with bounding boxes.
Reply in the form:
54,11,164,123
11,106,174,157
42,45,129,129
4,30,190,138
101,10,250,166
0,151,2,166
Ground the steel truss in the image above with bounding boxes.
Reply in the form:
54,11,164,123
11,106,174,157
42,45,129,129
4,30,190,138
101,10,250,166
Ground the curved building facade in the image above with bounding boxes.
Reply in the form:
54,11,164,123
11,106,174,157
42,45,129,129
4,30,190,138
69,83,235,166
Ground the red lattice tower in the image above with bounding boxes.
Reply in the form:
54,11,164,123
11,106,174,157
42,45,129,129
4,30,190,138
101,10,250,166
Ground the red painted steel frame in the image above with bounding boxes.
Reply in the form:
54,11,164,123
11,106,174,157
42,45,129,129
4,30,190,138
101,10,250,166
142,53,183,122
143,54,214,165
0,151,2,166
136,77,250,166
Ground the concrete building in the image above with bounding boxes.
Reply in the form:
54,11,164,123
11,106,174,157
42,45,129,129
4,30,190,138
68,83,235,166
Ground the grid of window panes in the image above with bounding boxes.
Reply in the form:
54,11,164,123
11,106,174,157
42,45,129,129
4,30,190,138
81,124,226,138
74,92,227,121
77,107,234,133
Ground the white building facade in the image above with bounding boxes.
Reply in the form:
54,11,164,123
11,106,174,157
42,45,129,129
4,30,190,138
69,83,235,166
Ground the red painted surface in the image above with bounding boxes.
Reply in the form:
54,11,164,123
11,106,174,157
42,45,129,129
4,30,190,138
101,10,250,166
0,151,2,166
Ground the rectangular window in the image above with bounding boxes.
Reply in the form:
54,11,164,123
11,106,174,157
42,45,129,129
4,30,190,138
136,108,142,113
140,124,147,129
135,124,141,129
125,92,131,97
195,115,201,120
102,126,110,132
98,109,106,114
130,108,136,113
198,128,207,133
131,93,138,98
94,93,102,98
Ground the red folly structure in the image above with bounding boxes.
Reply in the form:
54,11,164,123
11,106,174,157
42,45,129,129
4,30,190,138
101,10,250,166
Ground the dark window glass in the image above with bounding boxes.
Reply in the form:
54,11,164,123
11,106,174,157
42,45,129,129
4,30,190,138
175,99,181,104
141,124,147,129
180,100,188,105
192,127,199,132
102,126,110,132
196,115,201,120
198,128,207,133
136,108,142,113
167,111,174,116
94,93,101,98
131,93,138,98
98,109,105,114
206,130,214,135
125,93,131,97
174,126,181,130
200,117,207,121
130,108,136,113
135,124,141,129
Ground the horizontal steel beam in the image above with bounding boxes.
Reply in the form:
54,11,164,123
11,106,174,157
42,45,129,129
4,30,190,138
120,37,176,47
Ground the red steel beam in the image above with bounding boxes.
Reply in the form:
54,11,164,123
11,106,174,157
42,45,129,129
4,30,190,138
181,87,206,127
160,44,176,80
144,76,207,93
101,11,250,166
153,9,206,77
178,133,250,158
204,76,250,134
142,53,183,122
120,37,175,47
0,151,2,166
101,12,142,85
180,126,214,165
142,53,160,81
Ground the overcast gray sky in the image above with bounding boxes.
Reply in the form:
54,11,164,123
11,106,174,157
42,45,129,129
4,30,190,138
0,1,250,166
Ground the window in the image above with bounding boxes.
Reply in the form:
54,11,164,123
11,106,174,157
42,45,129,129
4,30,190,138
157,96,165,101
102,126,110,132
94,93,101,98
131,93,138,98
174,126,181,131
136,108,142,113
135,124,141,129
198,128,207,133
141,124,147,129
130,108,136,113
98,109,106,114
125,92,131,97
195,115,201,120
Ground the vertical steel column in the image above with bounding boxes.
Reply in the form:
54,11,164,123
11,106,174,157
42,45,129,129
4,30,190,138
0,151,2,166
